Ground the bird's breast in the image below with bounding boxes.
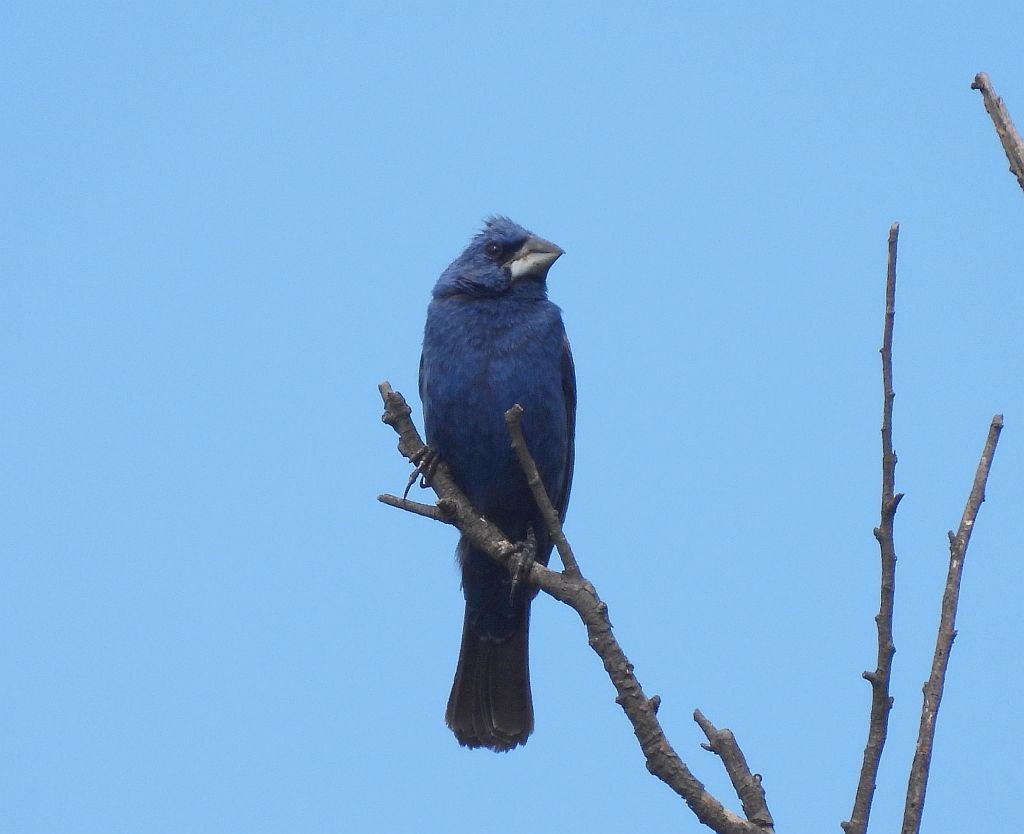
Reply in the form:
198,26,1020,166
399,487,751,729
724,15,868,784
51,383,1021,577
420,297,568,515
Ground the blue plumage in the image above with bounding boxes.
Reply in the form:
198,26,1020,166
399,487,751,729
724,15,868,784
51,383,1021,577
419,217,575,750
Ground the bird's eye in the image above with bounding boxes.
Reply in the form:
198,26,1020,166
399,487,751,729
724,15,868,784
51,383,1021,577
483,241,503,259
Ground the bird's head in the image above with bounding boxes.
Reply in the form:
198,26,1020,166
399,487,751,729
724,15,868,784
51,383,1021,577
432,216,564,299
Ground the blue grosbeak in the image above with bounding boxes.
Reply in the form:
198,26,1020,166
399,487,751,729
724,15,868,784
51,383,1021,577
419,217,575,750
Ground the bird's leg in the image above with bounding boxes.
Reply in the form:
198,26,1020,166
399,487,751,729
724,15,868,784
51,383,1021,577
402,444,439,500
508,525,537,600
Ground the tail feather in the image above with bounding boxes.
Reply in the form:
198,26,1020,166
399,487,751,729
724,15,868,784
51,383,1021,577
445,607,533,751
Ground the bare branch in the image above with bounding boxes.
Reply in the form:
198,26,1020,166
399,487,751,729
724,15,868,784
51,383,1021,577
844,222,902,834
378,381,521,572
377,493,455,523
901,414,1004,834
378,381,773,834
505,403,581,577
844,224,1006,833
696,709,774,829
971,72,1024,194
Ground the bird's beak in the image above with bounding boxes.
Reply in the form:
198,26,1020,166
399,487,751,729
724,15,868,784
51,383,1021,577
508,235,564,280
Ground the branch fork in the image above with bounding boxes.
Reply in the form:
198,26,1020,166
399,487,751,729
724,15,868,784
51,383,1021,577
843,224,1003,834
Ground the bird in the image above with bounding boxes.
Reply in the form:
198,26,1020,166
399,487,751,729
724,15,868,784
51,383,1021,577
418,216,576,751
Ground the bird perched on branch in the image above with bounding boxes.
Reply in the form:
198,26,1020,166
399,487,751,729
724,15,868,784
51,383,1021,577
419,216,576,751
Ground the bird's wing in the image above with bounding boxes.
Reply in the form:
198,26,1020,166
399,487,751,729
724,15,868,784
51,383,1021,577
417,350,426,407
556,334,577,522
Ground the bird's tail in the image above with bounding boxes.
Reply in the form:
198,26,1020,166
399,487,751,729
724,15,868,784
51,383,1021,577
445,606,533,751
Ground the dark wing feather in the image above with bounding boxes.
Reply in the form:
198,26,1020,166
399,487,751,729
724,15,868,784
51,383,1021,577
417,351,426,407
555,334,576,522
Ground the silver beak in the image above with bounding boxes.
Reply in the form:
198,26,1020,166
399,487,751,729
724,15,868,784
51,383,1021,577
508,235,564,280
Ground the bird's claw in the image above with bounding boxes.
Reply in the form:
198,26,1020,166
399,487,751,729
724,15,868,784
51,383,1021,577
509,526,537,601
403,445,439,499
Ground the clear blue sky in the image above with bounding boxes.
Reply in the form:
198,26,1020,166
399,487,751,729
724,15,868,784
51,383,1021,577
3,3,1021,833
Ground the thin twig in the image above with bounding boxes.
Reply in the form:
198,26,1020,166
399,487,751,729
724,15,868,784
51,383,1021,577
696,710,774,829
378,381,772,834
377,493,455,523
901,414,1004,834
505,404,581,577
971,72,1024,194
844,222,902,834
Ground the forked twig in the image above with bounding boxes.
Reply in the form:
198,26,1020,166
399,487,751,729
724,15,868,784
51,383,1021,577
844,225,1004,834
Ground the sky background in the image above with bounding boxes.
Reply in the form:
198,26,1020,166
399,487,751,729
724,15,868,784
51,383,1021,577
2,3,1021,833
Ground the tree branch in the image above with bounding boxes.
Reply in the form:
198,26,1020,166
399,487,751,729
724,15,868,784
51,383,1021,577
971,72,1024,194
377,493,456,523
901,414,1004,834
843,222,902,834
696,709,774,829
505,403,581,577
378,381,773,834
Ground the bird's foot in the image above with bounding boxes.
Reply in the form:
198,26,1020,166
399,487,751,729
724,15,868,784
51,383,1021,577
508,526,537,600
403,445,439,499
